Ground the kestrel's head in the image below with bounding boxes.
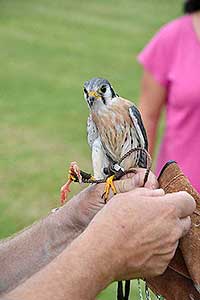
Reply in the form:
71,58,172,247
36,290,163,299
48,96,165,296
83,78,116,109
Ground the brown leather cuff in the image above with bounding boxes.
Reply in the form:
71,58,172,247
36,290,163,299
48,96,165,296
147,267,200,300
146,161,200,299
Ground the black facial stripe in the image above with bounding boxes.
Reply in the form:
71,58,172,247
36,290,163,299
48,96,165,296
102,96,106,105
110,86,116,98
84,88,88,98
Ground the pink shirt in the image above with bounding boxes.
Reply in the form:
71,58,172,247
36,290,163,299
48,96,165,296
138,15,200,192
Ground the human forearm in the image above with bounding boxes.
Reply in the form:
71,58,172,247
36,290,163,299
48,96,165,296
5,227,113,300
0,170,158,295
5,188,195,300
139,110,158,156
0,200,81,294
138,69,166,157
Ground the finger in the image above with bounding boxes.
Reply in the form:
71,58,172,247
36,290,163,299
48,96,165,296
133,187,165,197
163,191,196,218
179,216,192,238
121,187,165,199
115,171,158,194
147,188,165,197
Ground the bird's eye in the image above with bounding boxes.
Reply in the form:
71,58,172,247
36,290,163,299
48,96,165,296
100,85,107,93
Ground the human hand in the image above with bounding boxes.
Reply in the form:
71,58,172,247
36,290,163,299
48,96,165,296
56,168,158,232
6,186,195,300
84,188,196,281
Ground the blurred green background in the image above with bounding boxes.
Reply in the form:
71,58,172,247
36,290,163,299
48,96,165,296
0,0,182,298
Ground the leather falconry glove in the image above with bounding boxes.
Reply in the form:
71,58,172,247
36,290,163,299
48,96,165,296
147,161,200,300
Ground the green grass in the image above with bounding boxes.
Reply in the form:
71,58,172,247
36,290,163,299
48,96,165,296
0,0,182,298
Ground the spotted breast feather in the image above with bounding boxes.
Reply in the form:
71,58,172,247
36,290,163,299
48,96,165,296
87,97,148,179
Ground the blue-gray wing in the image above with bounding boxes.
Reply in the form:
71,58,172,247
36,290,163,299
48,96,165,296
87,115,98,148
129,105,148,168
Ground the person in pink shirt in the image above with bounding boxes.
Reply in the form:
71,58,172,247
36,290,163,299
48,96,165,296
138,0,200,192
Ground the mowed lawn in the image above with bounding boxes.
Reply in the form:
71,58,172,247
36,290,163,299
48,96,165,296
0,0,182,298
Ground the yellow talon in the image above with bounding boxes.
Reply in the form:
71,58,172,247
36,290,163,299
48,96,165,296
90,175,96,181
103,175,117,203
68,174,76,181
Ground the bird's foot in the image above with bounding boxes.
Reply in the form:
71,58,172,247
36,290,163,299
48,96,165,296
60,161,82,205
102,175,117,203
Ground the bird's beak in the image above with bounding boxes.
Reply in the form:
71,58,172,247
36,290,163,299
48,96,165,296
88,91,100,98
88,91,100,107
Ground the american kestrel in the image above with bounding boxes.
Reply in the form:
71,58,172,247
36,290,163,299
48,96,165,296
60,77,151,300
60,77,151,203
